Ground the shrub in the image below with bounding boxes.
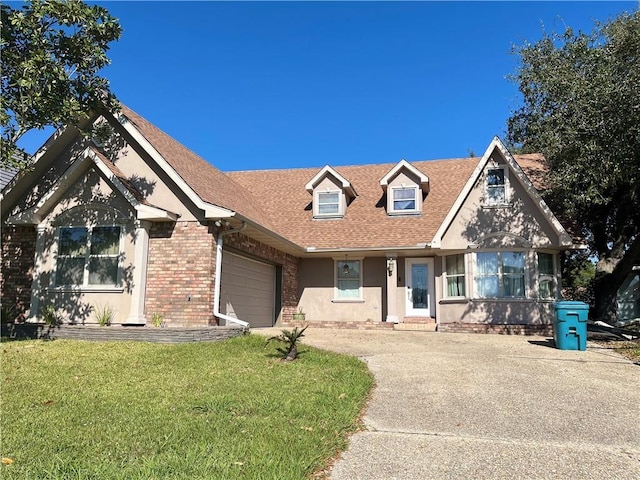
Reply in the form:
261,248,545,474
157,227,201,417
41,305,60,326
266,326,308,361
93,304,114,326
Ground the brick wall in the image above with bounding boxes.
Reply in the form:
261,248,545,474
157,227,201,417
145,223,299,327
1,225,36,322
145,221,216,326
438,323,553,335
222,231,299,324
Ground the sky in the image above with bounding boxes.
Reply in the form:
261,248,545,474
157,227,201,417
17,1,638,172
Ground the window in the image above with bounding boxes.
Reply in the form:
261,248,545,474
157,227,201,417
336,260,361,299
56,226,121,287
538,253,556,299
391,186,418,212
444,254,466,298
317,191,340,216
475,252,525,298
485,167,507,205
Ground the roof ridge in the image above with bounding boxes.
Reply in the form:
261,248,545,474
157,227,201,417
226,156,500,175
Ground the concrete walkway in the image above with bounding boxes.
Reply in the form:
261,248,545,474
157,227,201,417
259,328,640,479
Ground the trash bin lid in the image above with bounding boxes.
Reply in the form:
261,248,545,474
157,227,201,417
554,300,590,310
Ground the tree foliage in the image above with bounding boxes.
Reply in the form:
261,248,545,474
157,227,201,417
508,11,640,321
0,0,122,169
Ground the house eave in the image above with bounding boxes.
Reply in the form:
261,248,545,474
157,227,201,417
305,243,431,254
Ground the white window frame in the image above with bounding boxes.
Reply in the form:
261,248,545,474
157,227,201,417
473,251,528,299
389,185,419,214
315,190,342,218
484,166,509,206
443,253,466,299
53,224,124,290
537,251,558,300
333,258,363,302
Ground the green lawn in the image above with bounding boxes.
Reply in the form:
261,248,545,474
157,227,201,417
1,334,374,479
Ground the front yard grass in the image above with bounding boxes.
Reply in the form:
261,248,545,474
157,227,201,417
1,334,374,479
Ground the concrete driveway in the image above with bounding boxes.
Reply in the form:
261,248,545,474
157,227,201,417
269,329,640,479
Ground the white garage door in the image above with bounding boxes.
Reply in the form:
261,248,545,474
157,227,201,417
220,252,275,328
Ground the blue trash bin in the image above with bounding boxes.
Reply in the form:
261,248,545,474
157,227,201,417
553,301,589,351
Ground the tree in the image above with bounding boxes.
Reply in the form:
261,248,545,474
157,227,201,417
507,11,640,323
1,0,122,169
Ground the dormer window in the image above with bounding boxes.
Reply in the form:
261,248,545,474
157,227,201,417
484,165,509,206
391,186,418,212
305,165,357,219
318,191,340,216
380,160,429,216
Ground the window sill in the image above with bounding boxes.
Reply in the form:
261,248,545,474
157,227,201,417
331,299,365,303
481,203,512,209
313,215,344,220
439,298,468,304
387,211,421,217
48,286,124,293
471,297,533,303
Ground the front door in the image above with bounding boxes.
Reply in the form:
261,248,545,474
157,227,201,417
405,258,435,317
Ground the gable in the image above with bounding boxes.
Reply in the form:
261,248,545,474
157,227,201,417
435,139,570,250
42,166,134,225
117,105,271,227
379,159,429,191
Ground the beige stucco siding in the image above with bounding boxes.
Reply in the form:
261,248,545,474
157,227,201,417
106,141,199,221
438,300,555,325
297,257,385,322
440,156,559,250
35,167,136,325
7,139,94,219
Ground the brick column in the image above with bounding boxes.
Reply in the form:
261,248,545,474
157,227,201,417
145,221,215,326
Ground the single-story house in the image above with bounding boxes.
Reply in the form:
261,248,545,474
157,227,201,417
1,105,579,333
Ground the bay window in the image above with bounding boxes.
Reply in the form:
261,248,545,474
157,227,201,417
537,252,556,299
444,254,466,298
475,251,525,298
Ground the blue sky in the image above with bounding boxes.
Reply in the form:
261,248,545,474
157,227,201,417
18,1,638,171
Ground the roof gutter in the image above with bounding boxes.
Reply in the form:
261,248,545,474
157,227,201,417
305,243,431,253
213,222,250,328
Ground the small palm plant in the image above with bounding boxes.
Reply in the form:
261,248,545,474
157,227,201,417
266,326,308,361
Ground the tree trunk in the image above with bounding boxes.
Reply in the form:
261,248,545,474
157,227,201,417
593,236,640,323
593,273,621,323
285,345,297,361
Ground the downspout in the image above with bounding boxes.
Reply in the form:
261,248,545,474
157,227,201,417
214,222,250,328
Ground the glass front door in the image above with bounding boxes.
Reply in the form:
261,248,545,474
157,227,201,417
405,258,434,317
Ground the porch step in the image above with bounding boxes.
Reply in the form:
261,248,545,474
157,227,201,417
402,317,435,324
394,317,437,332
394,322,437,332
